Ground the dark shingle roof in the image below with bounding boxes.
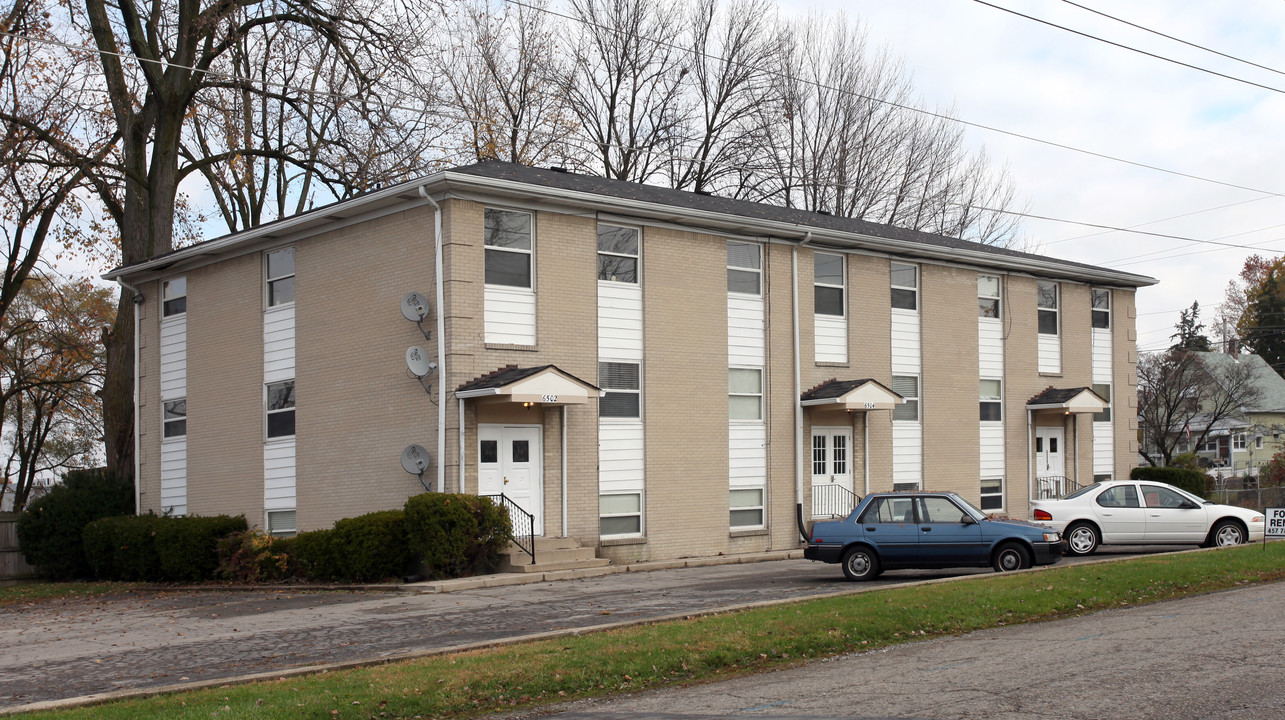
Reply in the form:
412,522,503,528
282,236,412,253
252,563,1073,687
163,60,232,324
1027,386,1101,406
457,365,552,392
801,378,890,401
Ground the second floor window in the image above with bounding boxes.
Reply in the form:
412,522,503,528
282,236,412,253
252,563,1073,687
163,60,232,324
597,225,639,283
266,248,295,306
892,375,919,421
980,379,1001,421
729,368,763,420
484,209,533,288
978,275,1000,318
266,380,296,438
727,242,761,295
1092,288,1110,329
891,263,918,311
163,398,187,438
1037,281,1059,335
1093,383,1111,422
162,277,186,317
814,252,844,316
599,362,641,418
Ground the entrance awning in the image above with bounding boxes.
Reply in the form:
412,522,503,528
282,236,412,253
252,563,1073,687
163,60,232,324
1026,386,1108,414
801,378,903,411
456,364,603,405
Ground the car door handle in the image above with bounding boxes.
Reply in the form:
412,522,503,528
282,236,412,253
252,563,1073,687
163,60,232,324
921,527,932,532
865,527,877,532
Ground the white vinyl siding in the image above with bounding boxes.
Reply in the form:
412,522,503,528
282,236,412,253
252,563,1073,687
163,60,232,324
599,424,645,494
980,424,1005,478
891,263,922,490
978,320,1004,378
159,317,187,398
890,313,921,375
159,305,187,516
264,251,296,526
730,425,767,528
728,295,765,366
484,286,537,345
729,242,766,529
815,315,846,363
1093,315,1113,475
598,282,643,361
160,439,187,516
892,423,923,490
598,224,644,537
263,305,295,383
1037,281,1060,373
979,280,1005,509
264,439,297,511
814,252,846,363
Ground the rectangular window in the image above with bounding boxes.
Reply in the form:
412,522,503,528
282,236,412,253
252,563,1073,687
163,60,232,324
163,398,187,438
980,477,1003,511
162,277,187,317
597,225,639,283
1092,288,1110,329
1257,435,1264,450
599,362,641,418
266,380,296,438
978,275,1000,318
484,209,533,288
891,263,918,311
813,252,844,316
1234,433,1247,451
1201,438,1218,453
1093,383,1111,422
730,488,764,528
980,379,1002,422
729,368,762,420
266,510,296,537
892,375,919,422
266,247,295,306
1037,281,1059,335
600,493,642,536
727,241,761,295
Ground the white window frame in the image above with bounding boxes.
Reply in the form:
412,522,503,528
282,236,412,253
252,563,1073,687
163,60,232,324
597,224,640,284
599,361,641,420
483,208,535,290
891,263,918,312
730,487,765,529
1256,435,1264,450
1037,281,1059,336
978,275,1001,319
1091,288,1111,329
1200,438,1218,453
728,367,763,422
162,276,187,317
1233,433,1247,451
813,252,845,317
162,398,187,439
266,379,296,440
265,247,295,307
980,379,1002,422
727,241,762,296
1093,383,1111,422
980,477,1003,512
266,509,296,537
599,492,643,537
892,374,920,422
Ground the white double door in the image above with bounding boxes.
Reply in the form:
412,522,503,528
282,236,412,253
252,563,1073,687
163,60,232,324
811,427,854,517
478,425,543,536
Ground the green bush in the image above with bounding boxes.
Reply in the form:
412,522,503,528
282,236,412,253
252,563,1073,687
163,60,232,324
1170,452,1202,471
155,515,247,582
331,510,410,583
81,515,124,579
216,530,294,583
291,529,341,581
404,493,510,580
1131,465,1210,498
16,468,134,579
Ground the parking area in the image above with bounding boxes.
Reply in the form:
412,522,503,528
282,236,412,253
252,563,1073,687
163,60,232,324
0,546,1183,711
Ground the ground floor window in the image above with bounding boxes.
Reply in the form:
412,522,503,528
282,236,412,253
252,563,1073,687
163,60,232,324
600,493,642,536
266,509,296,537
980,477,1003,511
892,482,920,492
730,488,764,528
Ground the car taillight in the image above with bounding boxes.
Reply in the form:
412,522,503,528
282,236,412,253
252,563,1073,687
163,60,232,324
1033,509,1053,521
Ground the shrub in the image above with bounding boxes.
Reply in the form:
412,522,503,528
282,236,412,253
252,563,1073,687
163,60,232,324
404,494,510,580
16,468,134,579
291,529,341,581
216,530,294,583
1170,453,1201,471
330,510,410,583
1131,465,1210,498
155,515,247,582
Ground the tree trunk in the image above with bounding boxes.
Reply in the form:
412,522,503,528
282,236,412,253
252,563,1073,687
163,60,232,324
102,297,134,475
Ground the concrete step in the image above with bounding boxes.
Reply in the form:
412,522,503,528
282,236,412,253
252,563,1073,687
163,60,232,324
498,536,608,574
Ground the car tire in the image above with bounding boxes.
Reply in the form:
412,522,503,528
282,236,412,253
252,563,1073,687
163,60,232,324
841,546,880,582
1064,522,1100,556
1208,520,1246,548
992,542,1030,573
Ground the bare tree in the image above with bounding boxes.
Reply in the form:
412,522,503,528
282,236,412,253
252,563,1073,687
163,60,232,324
1137,350,1262,467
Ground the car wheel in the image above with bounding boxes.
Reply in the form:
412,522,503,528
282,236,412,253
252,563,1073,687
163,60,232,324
1209,520,1246,547
992,542,1031,573
841,546,880,582
1064,522,1100,556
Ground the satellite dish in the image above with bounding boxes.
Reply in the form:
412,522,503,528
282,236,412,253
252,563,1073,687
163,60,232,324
401,292,429,322
401,444,430,475
406,346,435,377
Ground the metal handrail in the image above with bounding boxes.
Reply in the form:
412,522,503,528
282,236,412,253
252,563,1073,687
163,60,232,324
812,484,860,518
1035,475,1080,500
481,493,536,565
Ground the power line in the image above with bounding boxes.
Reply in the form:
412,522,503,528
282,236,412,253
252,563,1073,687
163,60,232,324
1044,194,1283,248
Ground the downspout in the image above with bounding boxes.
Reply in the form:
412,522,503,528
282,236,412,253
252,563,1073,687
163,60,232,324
117,280,144,515
1027,409,1034,506
561,406,568,538
792,233,811,542
419,187,447,493
458,401,465,493
864,415,870,495
1072,413,1079,491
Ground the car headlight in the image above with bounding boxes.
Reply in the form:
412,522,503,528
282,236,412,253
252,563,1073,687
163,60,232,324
1043,532,1060,542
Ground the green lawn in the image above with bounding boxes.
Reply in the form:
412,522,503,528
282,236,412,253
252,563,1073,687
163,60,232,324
14,543,1285,719
0,582,138,608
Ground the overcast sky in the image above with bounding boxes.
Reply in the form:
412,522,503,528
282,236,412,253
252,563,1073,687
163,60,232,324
783,0,1285,353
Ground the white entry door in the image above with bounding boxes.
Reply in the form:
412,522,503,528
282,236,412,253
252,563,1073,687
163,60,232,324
811,427,854,517
1034,426,1067,498
477,425,543,536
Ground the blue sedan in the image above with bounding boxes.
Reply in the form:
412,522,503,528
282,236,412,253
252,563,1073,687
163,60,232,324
804,492,1063,580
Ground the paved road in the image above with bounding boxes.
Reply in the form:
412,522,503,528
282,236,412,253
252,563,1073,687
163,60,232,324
0,548,1174,710
513,581,1285,720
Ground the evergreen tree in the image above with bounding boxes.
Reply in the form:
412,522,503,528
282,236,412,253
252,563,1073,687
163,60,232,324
1170,301,1213,352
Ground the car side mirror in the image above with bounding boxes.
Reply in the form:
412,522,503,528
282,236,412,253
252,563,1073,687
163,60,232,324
1179,500,1199,510
961,515,977,525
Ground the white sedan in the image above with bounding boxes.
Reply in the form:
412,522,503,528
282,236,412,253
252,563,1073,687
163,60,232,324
1030,480,1265,555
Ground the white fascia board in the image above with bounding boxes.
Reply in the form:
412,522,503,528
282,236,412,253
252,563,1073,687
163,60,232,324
455,388,504,399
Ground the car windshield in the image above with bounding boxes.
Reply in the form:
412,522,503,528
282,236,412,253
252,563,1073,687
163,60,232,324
1062,483,1101,500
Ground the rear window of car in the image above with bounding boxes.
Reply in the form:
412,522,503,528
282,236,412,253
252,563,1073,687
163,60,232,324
1063,483,1101,500
860,497,916,524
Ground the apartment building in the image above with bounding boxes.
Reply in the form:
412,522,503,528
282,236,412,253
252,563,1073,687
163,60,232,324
105,162,1156,563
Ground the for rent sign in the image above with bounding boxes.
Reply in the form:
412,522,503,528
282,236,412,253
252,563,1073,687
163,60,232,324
1267,508,1285,538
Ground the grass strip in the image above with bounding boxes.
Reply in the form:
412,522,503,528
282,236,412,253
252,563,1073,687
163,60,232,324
13,543,1285,720
0,582,138,608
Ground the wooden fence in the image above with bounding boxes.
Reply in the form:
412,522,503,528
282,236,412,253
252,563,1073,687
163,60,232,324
0,513,36,580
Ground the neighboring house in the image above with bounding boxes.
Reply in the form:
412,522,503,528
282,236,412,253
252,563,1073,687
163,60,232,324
1177,351,1285,476
104,162,1155,564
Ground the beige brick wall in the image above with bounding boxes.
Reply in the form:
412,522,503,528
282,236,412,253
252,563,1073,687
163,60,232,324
847,255,895,491
136,279,161,514
1113,289,1140,480
922,264,981,498
1004,276,1039,511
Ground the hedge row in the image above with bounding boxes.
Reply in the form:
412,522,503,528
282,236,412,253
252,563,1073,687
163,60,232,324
1130,465,1210,498
15,469,134,579
83,514,248,582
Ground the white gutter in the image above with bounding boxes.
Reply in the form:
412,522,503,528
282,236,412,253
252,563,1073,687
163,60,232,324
457,400,465,494
561,407,568,538
792,234,809,541
117,280,144,515
1027,409,1035,508
420,187,448,494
